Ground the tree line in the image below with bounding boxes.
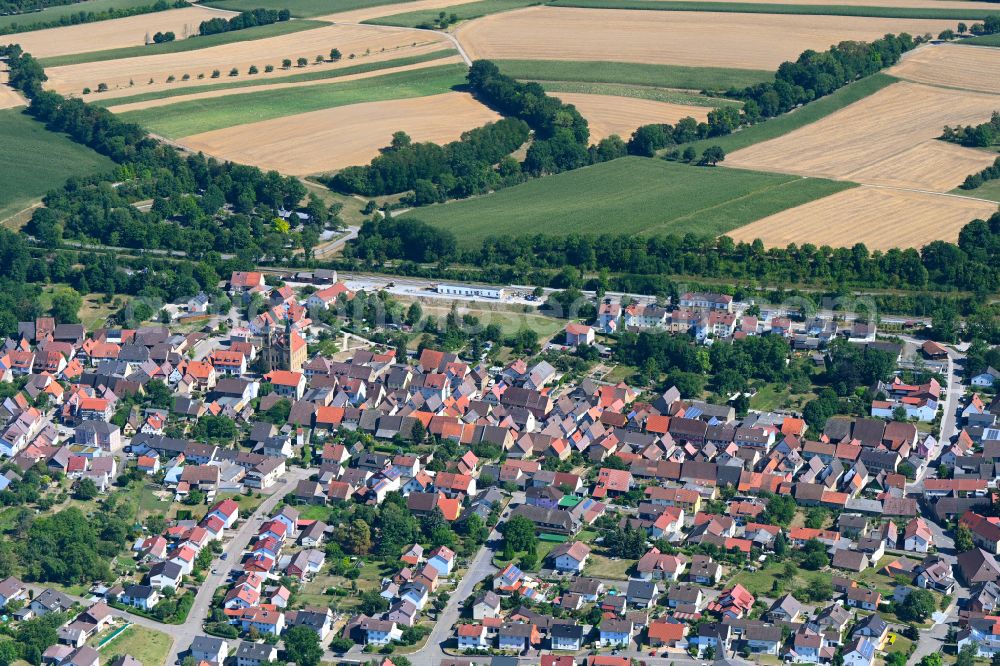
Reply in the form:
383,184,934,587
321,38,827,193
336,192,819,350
620,33,922,150
960,156,1000,190
198,7,290,36
325,119,531,203
942,110,1000,148
0,0,185,35
326,59,635,204
2,44,336,264
348,211,1000,295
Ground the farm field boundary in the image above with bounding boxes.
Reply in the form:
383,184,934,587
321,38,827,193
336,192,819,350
548,0,1000,19
118,62,468,137
202,0,416,17
364,0,541,26
89,49,456,107
38,19,330,67
494,59,773,91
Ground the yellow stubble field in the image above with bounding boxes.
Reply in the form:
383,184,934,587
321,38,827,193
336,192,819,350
3,6,234,58
176,91,502,175
728,186,998,250
455,7,956,69
552,92,710,140
43,22,449,97
725,80,1000,192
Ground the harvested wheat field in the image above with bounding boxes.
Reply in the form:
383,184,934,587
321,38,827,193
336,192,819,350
552,92,709,140
44,22,448,97
726,81,999,191
456,7,954,69
105,56,463,112
728,186,998,250
889,42,1000,95
177,91,501,175
3,6,234,58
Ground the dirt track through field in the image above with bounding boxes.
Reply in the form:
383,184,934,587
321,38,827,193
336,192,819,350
104,56,463,111
455,7,956,69
2,6,235,58
888,42,1000,95
44,22,448,97
728,185,997,249
552,91,709,140
726,80,999,191
176,91,500,175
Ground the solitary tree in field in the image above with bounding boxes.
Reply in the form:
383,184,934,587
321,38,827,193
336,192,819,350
265,64,274,72
248,65,258,74
699,145,726,166
297,57,308,67
330,48,341,60
282,58,292,69
958,21,968,34
315,54,324,63
229,67,239,77
96,82,108,92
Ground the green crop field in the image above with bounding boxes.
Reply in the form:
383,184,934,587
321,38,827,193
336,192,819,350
495,59,773,92
91,49,455,107
120,63,468,137
539,81,739,107
680,73,898,155
549,0,1000,20
365,0,540,26
408,157,853,246
38,19,329,67
0,0,157,32
0,109,115,222
203,0,413,18
962,34,1000,47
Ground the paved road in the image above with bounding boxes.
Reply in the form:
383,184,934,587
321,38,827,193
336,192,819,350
166,466,313,665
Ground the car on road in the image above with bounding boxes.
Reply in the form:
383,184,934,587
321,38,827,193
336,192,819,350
221,552,228,560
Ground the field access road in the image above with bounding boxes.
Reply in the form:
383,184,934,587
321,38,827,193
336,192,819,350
166,465,313,665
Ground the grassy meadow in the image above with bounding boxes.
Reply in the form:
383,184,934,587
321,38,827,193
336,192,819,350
0,0,156,32
365,0,541,26
540,81,739,107
408,157,854,247
91,49,456,107
119,62,468,137
202,0,413,17
0,109,115,222
495,59,774,91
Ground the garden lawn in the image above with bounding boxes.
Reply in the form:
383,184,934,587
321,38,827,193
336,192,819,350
365,0,541,26
584,553,633,580
548,0,1000,20
95,625,172,666
496,59,773,91
0,109,115,222
419,304,566,338
203,0,413,17
119,63,468,137
91,50,456,107
409,157,854,247
38,19,330,67
0,0,158,32
727,560,829,597
681,73,899,154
